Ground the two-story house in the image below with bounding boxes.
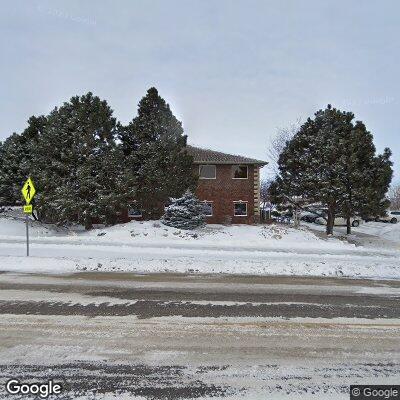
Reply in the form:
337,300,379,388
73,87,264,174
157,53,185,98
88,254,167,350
186,146,267,224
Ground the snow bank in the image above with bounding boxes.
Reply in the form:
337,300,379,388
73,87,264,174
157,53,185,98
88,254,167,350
0,217,355,252
1,251,400,280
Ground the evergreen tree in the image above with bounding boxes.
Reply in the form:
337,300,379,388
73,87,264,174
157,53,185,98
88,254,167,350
339,121,392,233
270,105,393,235
0,134,24,205
161,190,206,229
33,93,136,229
0,116,46,205
120,87,197,219
360,148,392,218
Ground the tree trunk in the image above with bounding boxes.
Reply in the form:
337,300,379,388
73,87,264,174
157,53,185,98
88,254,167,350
346,216,352,235
326,207,335,235
84,216,93,230
293,207,300,228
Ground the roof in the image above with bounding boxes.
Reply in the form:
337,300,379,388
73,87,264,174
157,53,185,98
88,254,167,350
186,145,267,165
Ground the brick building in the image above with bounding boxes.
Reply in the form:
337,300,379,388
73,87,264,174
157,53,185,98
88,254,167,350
186,146,267,224
125,146,267,224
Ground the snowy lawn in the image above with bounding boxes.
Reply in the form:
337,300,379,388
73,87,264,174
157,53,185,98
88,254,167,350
0,216,399,279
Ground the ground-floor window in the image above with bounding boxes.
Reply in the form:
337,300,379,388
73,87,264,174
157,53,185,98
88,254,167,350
128,208,143,218
202,201,213,216
234,201,247,216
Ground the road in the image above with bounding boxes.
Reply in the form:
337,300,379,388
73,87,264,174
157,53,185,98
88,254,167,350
0,272,399,399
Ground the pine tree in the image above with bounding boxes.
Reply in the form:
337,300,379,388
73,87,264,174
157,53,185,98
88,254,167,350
339,121,392,233
360,148,393,218
270,105,393,235
161,190,206,229
0,116,46,205
0,134,24,205
120,87,198,219
32,93,136,229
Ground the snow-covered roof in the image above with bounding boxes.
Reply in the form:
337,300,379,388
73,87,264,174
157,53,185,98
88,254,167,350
186,145,267,165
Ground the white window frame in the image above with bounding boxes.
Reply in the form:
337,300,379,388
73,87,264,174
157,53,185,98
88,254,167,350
233,201,248,217
202,201,213,217
128,208,143,218
199,164,216,179
232,165,248,179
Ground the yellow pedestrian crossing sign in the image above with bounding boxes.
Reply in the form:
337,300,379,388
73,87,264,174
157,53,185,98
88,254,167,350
22,177,36,205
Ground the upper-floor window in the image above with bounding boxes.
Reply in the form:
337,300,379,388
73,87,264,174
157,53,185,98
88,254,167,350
232,165,248,179
199,165,216,179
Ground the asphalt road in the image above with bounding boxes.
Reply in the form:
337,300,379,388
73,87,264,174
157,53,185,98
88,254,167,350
0,272,399,399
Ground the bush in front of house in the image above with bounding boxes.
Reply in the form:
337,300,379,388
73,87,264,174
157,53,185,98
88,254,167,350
161,191,206,230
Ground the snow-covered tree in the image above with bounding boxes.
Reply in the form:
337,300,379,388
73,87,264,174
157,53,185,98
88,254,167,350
161,190,206,229
0,134,24,205
120,87,197,219
270,105,393,235
33,93,136,229
0,116,46,205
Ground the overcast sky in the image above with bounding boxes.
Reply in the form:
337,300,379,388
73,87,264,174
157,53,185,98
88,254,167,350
1,0,399,182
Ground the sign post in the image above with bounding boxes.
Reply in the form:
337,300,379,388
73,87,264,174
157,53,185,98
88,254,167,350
26,213,29,256
21,178,36,257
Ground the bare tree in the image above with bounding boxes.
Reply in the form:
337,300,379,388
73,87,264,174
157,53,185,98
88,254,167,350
267,118,302,174
266,119,302,227
260,179,273,219
389,184,400,210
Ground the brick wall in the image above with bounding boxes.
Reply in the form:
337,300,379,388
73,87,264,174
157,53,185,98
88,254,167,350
195,164,258,224
121,163,261,224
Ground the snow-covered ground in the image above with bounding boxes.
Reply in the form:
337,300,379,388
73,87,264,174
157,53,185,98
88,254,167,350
0,214,399,279
353,221,400,243
308,219,400,244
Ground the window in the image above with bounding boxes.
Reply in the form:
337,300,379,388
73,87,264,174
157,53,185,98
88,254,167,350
232,165,248,179
391,211,400,215
202,201,213,216
128,208,143,218
234,201,247,216
199,165,216,179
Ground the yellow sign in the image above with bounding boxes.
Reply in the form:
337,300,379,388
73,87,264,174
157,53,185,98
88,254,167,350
23,205,33,214
21,177,36,205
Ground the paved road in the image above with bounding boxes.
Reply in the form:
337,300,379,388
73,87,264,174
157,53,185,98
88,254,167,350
0,272,399,399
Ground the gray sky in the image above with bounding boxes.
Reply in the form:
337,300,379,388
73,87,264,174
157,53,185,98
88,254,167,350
1,0,399,182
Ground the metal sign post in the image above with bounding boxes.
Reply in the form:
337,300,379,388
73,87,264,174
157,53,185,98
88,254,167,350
21,179,36,257
26,213,29,256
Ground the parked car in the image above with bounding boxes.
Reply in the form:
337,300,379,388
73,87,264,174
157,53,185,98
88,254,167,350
300,211,325,223
375,211,399,224
315,216,362,227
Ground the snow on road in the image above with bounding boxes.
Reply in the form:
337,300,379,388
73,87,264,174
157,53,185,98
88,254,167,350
0,272,399,400
0,216,399,279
